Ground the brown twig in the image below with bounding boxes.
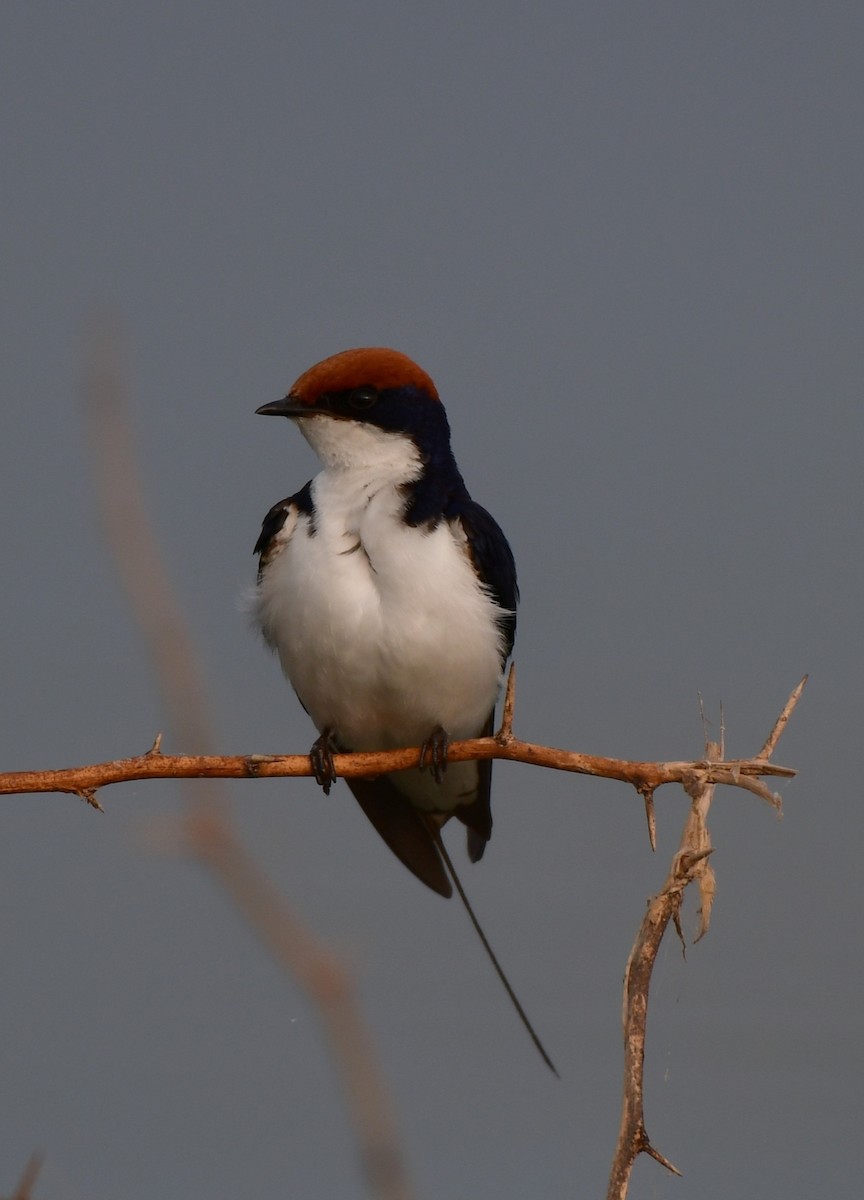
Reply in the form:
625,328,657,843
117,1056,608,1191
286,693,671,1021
606,680,805,1198
0,738,797,802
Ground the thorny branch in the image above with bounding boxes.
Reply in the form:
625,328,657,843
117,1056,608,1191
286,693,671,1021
0,670,805,1200
606,677,805,1199
1,326,804,1200
0,677,797,809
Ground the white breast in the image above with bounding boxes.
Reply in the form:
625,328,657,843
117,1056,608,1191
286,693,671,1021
256,467,508,808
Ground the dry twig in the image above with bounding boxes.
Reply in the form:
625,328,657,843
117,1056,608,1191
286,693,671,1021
0,734,796,804
606,679,805,1199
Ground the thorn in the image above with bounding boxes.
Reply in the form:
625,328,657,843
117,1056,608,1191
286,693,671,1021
697,689,709,752
640,787,657,851
673,907,687,955
675,847,714,876
76,787,104,812
496,662,516,743
757,675,808,760
146,731,164,755
644,1139,682,1177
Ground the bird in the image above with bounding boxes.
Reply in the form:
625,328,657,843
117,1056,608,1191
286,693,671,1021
253,347,554,1071
253,346,517,892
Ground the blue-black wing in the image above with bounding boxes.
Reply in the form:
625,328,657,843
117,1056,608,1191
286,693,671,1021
448,498,517,863
456,499,518,661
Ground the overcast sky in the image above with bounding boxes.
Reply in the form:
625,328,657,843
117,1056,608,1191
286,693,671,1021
1,3,861,1198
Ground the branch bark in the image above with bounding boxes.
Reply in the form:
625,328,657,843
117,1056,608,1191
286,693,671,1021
0,732,796,805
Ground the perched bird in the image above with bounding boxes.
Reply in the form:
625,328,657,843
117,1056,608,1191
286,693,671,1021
253,346,517,892
253,347,553,1070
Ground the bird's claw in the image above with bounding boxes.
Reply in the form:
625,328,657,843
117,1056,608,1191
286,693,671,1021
310,730,338,794
419,725,449,784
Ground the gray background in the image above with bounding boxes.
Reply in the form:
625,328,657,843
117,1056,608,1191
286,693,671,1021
1,3,860,1197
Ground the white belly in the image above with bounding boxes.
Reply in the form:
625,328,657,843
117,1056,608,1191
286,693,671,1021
255,471,507,809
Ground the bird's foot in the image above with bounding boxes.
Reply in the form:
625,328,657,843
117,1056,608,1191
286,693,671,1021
310,729,339,795
419,725,449,784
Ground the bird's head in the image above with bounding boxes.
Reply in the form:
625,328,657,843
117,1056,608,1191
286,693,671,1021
256,347,453,471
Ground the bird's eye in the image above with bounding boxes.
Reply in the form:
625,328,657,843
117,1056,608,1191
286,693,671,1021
348,386,380,410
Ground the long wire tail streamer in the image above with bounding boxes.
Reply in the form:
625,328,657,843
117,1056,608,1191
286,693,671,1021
431,826,559,1077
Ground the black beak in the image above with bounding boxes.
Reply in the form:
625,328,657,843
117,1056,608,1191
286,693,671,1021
255,396,306,417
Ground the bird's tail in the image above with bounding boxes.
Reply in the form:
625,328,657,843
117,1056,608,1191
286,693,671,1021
429,823,559,1076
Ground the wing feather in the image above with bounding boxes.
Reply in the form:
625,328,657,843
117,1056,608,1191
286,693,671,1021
254,480,314,579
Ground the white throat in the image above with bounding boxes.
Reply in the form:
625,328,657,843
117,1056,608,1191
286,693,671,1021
296,414,422,481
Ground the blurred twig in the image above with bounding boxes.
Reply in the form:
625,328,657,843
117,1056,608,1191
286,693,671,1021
78,316,418,1200
82,316,219,756
3,1154,42,1200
